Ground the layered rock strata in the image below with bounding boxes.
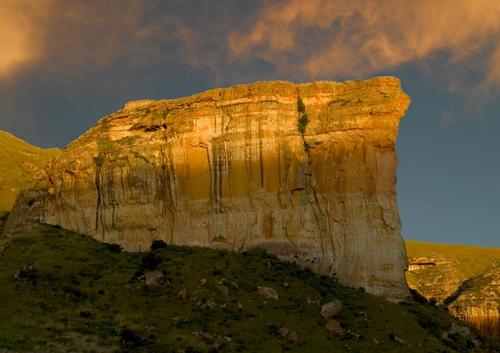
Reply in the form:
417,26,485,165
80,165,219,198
6,77,411,300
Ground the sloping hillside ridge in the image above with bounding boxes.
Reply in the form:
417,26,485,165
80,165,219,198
0,130,60,214
0,225,498,353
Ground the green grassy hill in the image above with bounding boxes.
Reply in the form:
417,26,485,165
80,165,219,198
0,225,498,352
0,130,60,213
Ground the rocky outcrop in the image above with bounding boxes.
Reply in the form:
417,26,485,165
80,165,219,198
406,241,500,337
0,130,60,213
5,77,410,300
407,257,437,271
2,191,49,236
447,264,500,337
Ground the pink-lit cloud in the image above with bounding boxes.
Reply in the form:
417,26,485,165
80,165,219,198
1,0,500,93
0,0,203,81
0,0,49,79
229,0,500,89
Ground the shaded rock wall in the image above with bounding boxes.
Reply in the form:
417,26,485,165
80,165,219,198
6,77,411,300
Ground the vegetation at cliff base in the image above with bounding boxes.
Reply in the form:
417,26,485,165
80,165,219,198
0,225,498,353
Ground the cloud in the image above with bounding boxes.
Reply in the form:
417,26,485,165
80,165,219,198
0,0,49,79
2,0,500,93
229,0,500,89
0,0,211,82
483,46,500,89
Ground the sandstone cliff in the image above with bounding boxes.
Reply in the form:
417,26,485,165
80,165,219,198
5,77,410,300
406,241,500,337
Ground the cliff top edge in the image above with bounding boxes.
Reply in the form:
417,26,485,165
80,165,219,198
123,76,406,110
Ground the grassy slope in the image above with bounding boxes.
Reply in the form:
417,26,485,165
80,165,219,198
406,241,500,279
0,131,60,213
405,241,500,303
0,226,498,353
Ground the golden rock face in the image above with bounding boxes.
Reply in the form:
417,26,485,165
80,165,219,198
22,77,411,299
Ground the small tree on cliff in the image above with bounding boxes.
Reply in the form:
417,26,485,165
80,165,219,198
297,96,308,135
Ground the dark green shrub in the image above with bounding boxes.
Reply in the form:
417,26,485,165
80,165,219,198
105,243,122,253
79,311,92,319
409,288,428,304
17,265,39,282
297,97,309,135
141,252,162,271
93,154,106,168
150,240,168,251
120,328,145,348
297,96,306,114
267,323,281,337
62,286,87,303
298,114,308,135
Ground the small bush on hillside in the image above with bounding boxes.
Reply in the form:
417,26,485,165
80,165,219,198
79,311,92,319
105,243,122,253
266,323,281,337
16,265,39,283
150,240,168,251
120,328,146,349
409,288,429,304
141,252,163,271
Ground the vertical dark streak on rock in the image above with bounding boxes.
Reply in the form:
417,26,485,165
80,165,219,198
277,139,282,187
218,146,223,212
93,154,105,241
212,144,218,212
106,166,117,229
244,109,253,196
209,144,217,212
159,134,177,243
217,144,223,213
297,91,330,258
119,167,125,193
258,118,264,189
200,142,212,201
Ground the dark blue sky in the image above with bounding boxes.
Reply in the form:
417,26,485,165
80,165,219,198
0,0,498,247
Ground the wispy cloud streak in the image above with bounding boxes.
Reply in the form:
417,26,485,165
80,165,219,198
229,0,500,89
1,0,500,93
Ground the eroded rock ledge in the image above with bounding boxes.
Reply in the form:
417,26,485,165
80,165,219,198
5,77,411,300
